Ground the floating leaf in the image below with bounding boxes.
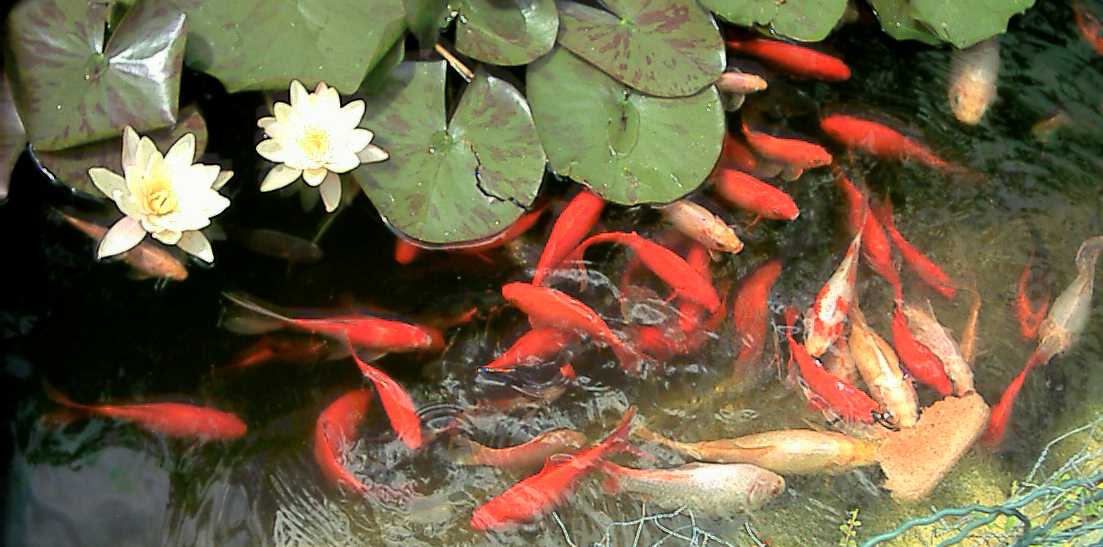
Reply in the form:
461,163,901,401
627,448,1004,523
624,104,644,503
361,40,406,95
910,0,1035,48
405,0,452,47
867,0,944,45
170,0,406,93
0,72,25,201
451,0,559,66
352,62,546,245
701,0,848,42
556,0,724,97
527,47,723,205
34,107,207,199
6,0,185,151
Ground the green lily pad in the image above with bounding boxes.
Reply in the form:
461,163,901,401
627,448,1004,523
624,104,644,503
910,0,1034,48
701,0,848,42
527,47,723,205
0,72,25,202
351,62,546,245
360,40,406,95
868,0,942,45
170,0,406,94
404,0,452,48
451,0,559,66
34,107,208,199
6,0,185,151
556,0,724,98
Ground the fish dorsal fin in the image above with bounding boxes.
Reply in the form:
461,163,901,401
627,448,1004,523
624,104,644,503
541,453,575,471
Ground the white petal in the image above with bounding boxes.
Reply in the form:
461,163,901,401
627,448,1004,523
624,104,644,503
326,151,361,173
185,163,221,190
122,126,140,171
212,170,234,190
97,217,146,259
257,116,276,129
318,171,341,212
273,102,293,122
164,133,196,171
345,128,373,152
340,101,365,128
88,167,127,198
256,139,286,163
318,83,340,113
303,167,327,186
127,136,161,191
177,231,214,263
290,80,308,108
356,144,389,164
152,229,182,245
260,164,302,192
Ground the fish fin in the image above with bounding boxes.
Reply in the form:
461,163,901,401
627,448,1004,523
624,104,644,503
42,381,88,412
220,291,293,333
38,409,84,429
623,442,658,462
599,406,638,453
543,453,575,470
350,346,423,450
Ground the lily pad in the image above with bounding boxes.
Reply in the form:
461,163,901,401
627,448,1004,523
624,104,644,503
868,0,942,45
6,0,185,151
527,47,723,205
0,72,25,202
34,107,208,199
701,0,848,42
556,0,724,98
405,0,452,48
170,0,406,94
361,40,406,95
910,0,1035,48
351,62,546,245
452,0,559,66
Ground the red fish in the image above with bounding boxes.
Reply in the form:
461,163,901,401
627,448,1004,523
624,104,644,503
784,308,880,424
1073,1,1103,56
394,239,422,264
532,190,605,286
631,325,689,360
470,406,637,531
450,428,588,471
44,383,246,441
349,350,422,450
720,132,761,173
725,37,851,81
223,292,445,353
731,259,783,376
482,328,578,371
501,282,643,374
1015,256,1050,340
314,389,373,493
890,306,954,396
712,167,800,221
834,167,903,301
677,243,714,337
213,335,331,374
804,232,863,357
982,349,1045,448
741,120,833,170
820,114,951,171
870,198,957,299
566,232,721,313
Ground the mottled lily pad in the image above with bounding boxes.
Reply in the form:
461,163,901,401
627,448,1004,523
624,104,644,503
360,40,406,95
452,0,559,66
34,107,208,199
701,0,848,42
910,0,1034,48
170,0,406,93
0,72,25,201
527,47,723,205
352,62,546,245
556,0,724,97
868,0,941,45
6,0,185,151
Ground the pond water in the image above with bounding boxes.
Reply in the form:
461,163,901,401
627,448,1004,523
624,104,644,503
4,1,1103,546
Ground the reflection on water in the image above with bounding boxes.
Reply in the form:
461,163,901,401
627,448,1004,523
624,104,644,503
5,1,1103,545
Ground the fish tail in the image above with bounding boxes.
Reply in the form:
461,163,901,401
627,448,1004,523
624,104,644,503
42,381,92,412
598,406,638,455
631,424,672,447
221,292,292,334
982,350,1042,448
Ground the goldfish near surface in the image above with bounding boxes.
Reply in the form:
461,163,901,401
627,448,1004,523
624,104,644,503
599,462,785,515
449,429,587,472
785,308,881,424
635,427,878,475
55,209,188,281
725,37,851,81
532,190,604,286
849,307,920,428
659,200,744,255
948,37,1000,125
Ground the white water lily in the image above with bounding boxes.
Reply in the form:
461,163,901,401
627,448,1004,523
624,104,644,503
255,80,388,212
88,127,233,264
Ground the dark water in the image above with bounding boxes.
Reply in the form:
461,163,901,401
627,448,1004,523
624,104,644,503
4,2,1103,545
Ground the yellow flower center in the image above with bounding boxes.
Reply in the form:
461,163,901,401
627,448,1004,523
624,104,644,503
299,127,330,162
140,165,178,216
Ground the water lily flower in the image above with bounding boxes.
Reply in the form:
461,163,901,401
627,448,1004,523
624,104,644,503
255,80,388,212
88,127,233,264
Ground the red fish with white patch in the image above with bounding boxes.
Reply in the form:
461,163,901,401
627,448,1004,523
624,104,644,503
804,232,863,357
